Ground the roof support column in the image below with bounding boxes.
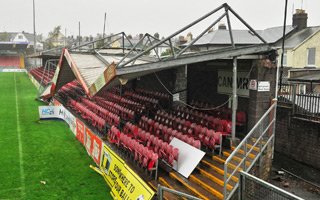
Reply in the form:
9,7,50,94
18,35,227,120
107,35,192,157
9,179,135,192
232,56,238,141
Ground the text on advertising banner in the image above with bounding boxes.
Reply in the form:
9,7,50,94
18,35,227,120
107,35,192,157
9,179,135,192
85,127,94,156
92,135,103,166
39,106,63,119
76,119,85,145
100,144,155,200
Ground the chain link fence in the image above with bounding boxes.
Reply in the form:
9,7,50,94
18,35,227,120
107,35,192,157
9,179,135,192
239,171,304,200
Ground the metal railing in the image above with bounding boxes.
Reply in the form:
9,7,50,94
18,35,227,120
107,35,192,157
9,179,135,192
239,171,304,200
295,93,320,119
278,84,320,120
157,185,202,200
223,102,277,200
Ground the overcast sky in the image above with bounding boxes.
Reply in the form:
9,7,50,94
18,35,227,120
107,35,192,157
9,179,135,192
1,0,319,38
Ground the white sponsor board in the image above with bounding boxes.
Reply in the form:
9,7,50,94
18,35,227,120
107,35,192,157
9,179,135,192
170,138,205,178
39,105,76,135
60,108,77,135
39,106,63,119
0,69,27,72
217,70,249,97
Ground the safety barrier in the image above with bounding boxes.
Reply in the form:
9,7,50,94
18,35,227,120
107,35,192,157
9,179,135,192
223,102,277,200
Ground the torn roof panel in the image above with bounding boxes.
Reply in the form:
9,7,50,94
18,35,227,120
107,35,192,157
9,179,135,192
70,53,107,86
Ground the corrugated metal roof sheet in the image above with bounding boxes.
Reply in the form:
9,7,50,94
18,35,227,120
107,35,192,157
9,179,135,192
190,26,295,46
70,53,107,86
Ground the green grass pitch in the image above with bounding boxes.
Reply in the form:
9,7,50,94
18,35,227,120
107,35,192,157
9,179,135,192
0,73,112,199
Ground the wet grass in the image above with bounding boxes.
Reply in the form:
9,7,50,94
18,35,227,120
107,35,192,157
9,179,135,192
0,73,112,199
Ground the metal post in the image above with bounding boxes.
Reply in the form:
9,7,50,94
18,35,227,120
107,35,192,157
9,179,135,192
232,57,238,141
279,0,289,92
122,33,125,54
103,12,107,38
158,184,163,200
33,0,36,54
292,85,296,114
78,21,81,47
64,28,67,47
239,172,243,200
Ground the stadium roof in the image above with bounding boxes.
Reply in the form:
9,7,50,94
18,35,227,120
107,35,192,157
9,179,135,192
45,3,276,99
185,26,295,46
51,43,273,98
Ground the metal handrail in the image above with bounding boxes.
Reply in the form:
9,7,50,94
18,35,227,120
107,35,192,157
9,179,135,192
223,102,277,200
157,185,202,200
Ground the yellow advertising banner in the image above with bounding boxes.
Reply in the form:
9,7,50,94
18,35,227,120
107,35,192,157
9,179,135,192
100,144,155,200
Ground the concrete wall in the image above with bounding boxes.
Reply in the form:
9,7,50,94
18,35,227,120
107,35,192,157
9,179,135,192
275,106,320,169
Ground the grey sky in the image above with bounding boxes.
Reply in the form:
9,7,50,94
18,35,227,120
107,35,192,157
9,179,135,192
1,0,319,38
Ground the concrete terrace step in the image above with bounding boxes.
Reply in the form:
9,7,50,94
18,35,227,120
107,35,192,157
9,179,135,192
189,174,224,200
201,158,239,183
169,172,213,200
222,151,251,167
231,146,257,159
196,167,234,191
212,155,243,171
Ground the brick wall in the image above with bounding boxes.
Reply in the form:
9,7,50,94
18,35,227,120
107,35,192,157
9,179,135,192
275,106,320,169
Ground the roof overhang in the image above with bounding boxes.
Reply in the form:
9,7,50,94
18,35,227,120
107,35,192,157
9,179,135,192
49,44,273,98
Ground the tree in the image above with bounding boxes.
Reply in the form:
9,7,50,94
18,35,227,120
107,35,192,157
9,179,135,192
0,32,9,41
45,26,62,49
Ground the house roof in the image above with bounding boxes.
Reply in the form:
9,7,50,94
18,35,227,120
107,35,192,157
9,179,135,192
188,26,295,46
0,32,42,43
288,26,320,49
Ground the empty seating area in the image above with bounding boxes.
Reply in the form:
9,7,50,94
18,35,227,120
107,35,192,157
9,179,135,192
56,83,250,196
0,56,20,67
29,66,56,85
109,126,159,172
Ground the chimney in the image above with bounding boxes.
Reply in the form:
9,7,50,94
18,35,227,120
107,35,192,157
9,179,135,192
293,9,308,31
218,22,227,30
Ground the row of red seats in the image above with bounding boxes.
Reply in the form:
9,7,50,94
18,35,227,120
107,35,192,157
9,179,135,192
124,91,158,108
139,116,206,149
164,109,232,134
123,122,179,166
135,88,170,101
94,97,135,121
99,93,145,115
187,101,247,126
68,99,106,132
79,98,120,127
135,88,171,108
30,66,55,86
0,56,20,67
142,111,227,150
109,126,158,171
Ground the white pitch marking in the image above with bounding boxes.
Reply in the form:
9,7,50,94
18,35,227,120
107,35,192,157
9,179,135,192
14,73,26,198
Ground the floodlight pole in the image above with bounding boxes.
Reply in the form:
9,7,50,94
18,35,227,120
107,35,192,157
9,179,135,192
33,0,36,54
103,12,106,38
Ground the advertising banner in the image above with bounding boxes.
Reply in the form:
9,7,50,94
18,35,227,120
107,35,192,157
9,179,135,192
62,108,77,135
217,70,249,97
100,144,155,200
92,135,103,166
38,106,63,119
76,119,85,145
85,128,94,156
0,69,26,72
